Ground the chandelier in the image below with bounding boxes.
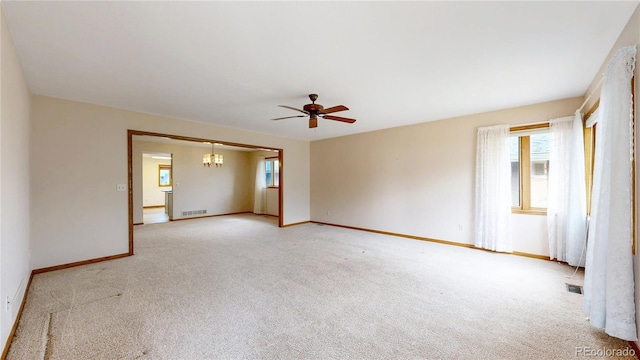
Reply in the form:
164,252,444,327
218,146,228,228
203,143,223,167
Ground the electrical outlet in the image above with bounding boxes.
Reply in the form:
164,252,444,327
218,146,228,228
116,184,127,192
5,296,10,312
458,224,463,231
327,210,331,216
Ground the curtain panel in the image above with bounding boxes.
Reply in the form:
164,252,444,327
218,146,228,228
547,112,587,266
474,124,512,253
584,45,637,341
254,157,267,214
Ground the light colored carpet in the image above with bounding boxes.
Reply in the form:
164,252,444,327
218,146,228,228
6,214,636,359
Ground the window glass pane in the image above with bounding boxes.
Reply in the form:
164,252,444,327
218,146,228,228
530,133,550,208
159,168,171,186
509,136,520,207
274,160,279,186
265,161,272,186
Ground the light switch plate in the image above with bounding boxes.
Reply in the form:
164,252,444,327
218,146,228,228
116,184,127,191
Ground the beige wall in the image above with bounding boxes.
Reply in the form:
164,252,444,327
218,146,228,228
170,146,252,219
0,8,32,354
267,188,279,216
310,97,583,256
142,156,170,207
31,96,310,269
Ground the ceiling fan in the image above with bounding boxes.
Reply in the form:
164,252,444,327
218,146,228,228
271,94,356,128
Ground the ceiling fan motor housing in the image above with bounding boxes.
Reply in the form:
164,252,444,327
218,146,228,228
303,103,324,114
303,93,323,114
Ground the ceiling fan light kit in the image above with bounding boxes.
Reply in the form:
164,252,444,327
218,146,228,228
272,94,356,128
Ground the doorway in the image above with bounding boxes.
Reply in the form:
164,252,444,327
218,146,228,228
142,152,172,224
127,130,283,255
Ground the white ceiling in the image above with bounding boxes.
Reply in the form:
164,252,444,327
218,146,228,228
2,1,638,141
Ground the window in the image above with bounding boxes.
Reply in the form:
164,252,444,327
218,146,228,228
510,125,550,214
158,165,172,187
265,157,279,187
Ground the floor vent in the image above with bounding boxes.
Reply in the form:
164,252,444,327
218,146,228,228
566,284,583,294
182,209,207,217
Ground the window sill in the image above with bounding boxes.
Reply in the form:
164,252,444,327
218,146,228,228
511,208,547,216
267,186,279,189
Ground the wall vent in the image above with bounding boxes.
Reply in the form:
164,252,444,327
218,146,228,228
181,209,207,217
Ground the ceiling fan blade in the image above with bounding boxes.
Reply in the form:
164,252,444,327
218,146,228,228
271,115,306,121
323,115,356,123
278,105,308,114
309,117,318,128
318,105,349,114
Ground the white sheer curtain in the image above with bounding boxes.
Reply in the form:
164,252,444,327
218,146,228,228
254,157,267,214
475,124,512,252
584,45,637,341
547,111,587,266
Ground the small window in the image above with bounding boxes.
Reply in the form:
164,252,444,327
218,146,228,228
510,125,549,214
265,158,279,187
159,165,172,187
